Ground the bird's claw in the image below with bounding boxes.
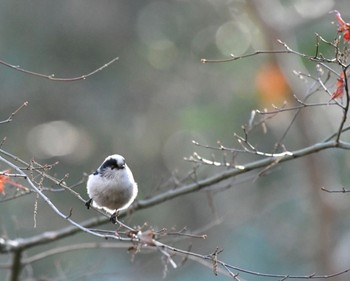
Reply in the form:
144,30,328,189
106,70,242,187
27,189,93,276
110,211,119,224
85,198,92,209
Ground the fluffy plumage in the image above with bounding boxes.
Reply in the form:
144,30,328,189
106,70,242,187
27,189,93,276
86,154,138,215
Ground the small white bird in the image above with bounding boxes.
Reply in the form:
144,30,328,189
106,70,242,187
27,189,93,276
85,154,138,222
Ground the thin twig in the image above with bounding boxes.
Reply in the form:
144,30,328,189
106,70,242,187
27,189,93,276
0,101,28,124
0,57,119,81
321,186,350,193
201,40,338,64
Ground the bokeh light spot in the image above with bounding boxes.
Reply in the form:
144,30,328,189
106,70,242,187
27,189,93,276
293,0,334,19
26,120,93,161
147,39,178,69
215,20,251,56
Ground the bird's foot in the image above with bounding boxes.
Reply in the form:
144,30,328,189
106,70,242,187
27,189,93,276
110,211,119,224
85,198,93,209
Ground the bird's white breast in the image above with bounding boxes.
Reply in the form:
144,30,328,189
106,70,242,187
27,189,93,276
86,165,138,213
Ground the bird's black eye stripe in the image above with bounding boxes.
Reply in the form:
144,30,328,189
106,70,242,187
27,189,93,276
100,158,125,172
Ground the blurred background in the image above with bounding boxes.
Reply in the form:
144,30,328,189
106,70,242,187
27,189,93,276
1,0,350,280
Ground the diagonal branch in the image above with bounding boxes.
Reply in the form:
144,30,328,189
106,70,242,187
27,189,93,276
0,102,28,125
1,140,350,280
1,139,350,254
135,140,349,210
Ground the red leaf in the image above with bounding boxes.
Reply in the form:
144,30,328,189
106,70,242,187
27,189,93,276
331,72,345,100
344,31,350,41
335,10,347,30
334,10,350,42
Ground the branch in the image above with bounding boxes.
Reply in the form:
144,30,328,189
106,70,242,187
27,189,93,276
0,155,121,241
256,101,338,115
0,57,119,81
0,139,349,253
321,186,350,193
161,242,350,280
2,232,349,280
136,140,350,210
0,102,28,125
201,49,294,63
201,40,338,64
8,250,22,281
21,242,131,266
1,140,350,280
0,216,107,255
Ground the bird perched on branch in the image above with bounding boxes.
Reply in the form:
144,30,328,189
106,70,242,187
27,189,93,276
85,154,138,223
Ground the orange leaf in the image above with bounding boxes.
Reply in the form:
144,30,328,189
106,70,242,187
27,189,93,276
255,63,290,108
0,170,10,195
331,72,345,100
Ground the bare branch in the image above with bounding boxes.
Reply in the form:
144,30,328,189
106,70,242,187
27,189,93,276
136,140,350,210
0,154,120,240
0,102,28,125
321,186,350,193
200,39,338,65
201,49,294,64
0,57,119,81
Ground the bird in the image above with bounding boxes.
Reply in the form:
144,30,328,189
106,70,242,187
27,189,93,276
85,154,138,223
